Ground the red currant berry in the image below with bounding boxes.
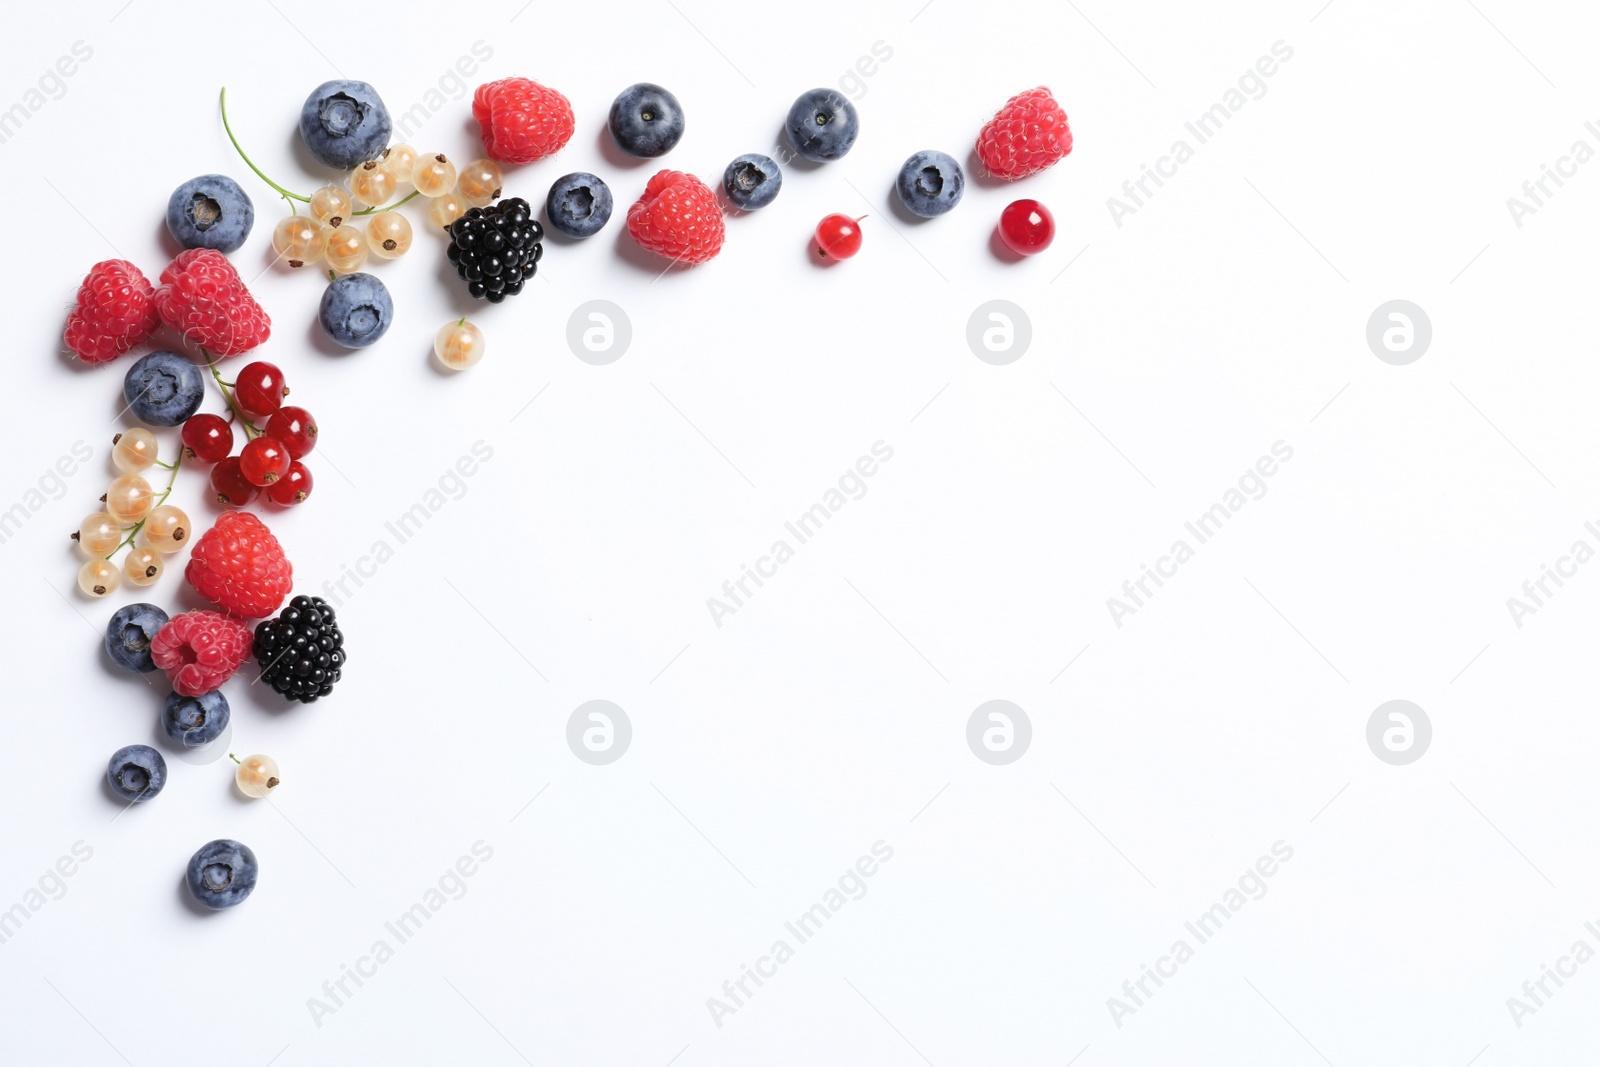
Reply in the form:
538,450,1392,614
210,456,261,508
267,462,314,506
266,406,318,459
815,214,864,259
239,436,291,486
181,414,234,464
233,361,288,418
998,199,1055,256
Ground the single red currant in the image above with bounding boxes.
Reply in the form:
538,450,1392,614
233,361,288,418
998,199,1055,256
239,436,291,486
266,406,318,459
267,462,314,506
815,214,865,259
211,456,261,508
181,413,234,464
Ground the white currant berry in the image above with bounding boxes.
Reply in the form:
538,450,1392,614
105,475,154,524
78,558,120,597
112,428,158,474
124,546,163,587
366,212,412,259
235,754,280,798
434,319,486,370
428,190,467,229
457,159,503,207
77,512,121,556
325,225,368,273
413,153,457,197
310,185,353,228
384,144,419,185
351,160,398,207
272,215,329,269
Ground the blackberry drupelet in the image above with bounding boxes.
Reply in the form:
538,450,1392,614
254,595,346,704
444,198,543,303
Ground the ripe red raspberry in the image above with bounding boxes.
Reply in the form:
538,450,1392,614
64,260,159,364
975,87,1073,181
185,511,294,619
151,610,254,696
473,77,575,164
626,170,725,265
153,248,271,357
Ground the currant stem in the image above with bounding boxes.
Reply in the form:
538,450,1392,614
353,189,422,216
203,350,263,440
229,753,241,764
219,87,311,204
105,449,183,560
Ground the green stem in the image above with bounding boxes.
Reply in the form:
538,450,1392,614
106,449,183,560
354,189,422,216
219,87,310,204
203,350,262,440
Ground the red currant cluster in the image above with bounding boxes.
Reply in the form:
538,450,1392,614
180,361,318,509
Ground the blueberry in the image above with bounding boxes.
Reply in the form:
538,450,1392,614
722,154,783,210
162,690,230,748
107,745,166,803
299,80,392,169
166,174,255,253
785,88,859,163
319,273,393,349
124,352,204,427
895,150,964,217
608,83,685,158
186,839,258,910
104,603,170,673
545,172,614,238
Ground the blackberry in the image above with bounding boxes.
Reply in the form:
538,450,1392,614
253,595,346,704
444,197,543,303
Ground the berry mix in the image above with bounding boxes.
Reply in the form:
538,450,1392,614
63,74,1071,910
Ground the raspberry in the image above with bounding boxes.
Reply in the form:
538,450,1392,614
473,77,575,165
975,87,1073,181
64,260,159,364
153,248,271,357
626,170,725,265
151,610,254,697
185,511,294,619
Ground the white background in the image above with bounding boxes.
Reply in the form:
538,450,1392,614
3,0,1597,1063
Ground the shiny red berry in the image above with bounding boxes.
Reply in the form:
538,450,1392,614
233,361,288,418
211,457,260,507
815,214,864,260
266,462,313,506
998,199,1055,256
239,436,291,486
266,406,318,459
181,414,234,463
